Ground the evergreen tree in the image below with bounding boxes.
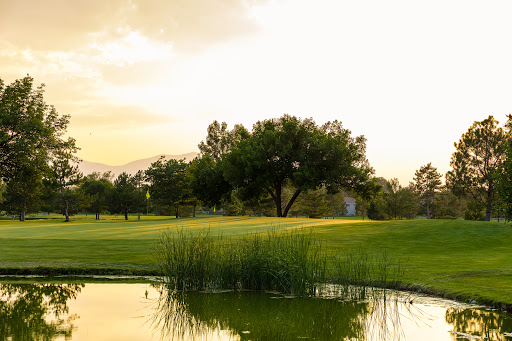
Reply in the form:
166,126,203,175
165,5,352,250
413,163,442,219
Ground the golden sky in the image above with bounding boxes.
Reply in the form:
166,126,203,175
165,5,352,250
2,0,512,184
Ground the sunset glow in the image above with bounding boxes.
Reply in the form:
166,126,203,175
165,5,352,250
2,0,512,183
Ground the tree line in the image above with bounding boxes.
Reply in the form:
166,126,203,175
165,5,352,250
2,76,512,222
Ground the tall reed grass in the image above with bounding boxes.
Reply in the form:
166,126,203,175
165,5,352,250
157,228,325,295
156,228,404,297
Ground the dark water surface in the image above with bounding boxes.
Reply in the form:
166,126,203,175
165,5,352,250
0,282,511,340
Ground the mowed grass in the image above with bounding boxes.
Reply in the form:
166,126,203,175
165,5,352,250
0,215,343,273
315,219,512,307
1,215,511,307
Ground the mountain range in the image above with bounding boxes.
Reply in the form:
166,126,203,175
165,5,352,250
77,152,198,178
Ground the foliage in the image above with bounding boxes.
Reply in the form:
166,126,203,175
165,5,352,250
80,172,114,218
446,116,507,221
367,200,389,220
295,188,330,218
430,188,466,219
222,115,378,217
110,172,139,220
464,200,486,221
145,158,190,218
1,164,42,220
44,142,83,221
197,120,249,161
0,76,77,220
497,114,512,221
187,154,230,207
413,163,442,219
368,178,417,220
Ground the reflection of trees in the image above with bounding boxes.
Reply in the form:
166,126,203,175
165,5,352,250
152,285,372,340
0,283,83,341
446,307,512,341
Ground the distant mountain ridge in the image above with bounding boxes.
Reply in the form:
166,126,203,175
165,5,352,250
78,152,198,178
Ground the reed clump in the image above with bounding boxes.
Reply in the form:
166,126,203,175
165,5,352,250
157,228,326,296
157,228,404,297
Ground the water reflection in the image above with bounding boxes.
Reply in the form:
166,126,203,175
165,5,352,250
446,307,512,340
1,282,512,341
0,283,83,340
152,286,414,340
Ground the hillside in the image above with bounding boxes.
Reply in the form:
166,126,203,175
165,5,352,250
78,152,198,177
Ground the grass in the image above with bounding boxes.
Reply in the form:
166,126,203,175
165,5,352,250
0,215,512,308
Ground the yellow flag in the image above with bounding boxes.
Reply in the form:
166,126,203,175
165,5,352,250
146,190,150,200
213,206,216,213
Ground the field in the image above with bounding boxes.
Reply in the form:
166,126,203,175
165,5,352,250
0,215,511,308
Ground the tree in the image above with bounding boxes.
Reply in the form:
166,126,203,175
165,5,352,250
222,115,378,217
145,158,189,218
111,172,138,220
431,188,466,219
188,154,231,208
497,114,512,221
2,164,42,221
80,172,113,219
413,163,442,219
295,188,330,218
446,116,507,221
45,142,82,222
0,76,72,207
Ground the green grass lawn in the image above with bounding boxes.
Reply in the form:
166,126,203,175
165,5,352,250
1,215,511,308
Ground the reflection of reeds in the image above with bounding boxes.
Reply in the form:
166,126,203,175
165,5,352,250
331,250,405,301
150,285,432,341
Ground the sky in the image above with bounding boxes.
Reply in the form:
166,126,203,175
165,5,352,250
2,0,512,185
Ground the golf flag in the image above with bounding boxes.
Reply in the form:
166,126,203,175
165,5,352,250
146,190,150,200
213,206,216,213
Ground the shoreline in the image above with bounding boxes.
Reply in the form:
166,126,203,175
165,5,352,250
0,267,510,313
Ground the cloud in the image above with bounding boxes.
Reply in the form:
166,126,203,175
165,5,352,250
0,0,264,52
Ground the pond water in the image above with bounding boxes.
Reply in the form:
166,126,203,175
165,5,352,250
0,282,511,340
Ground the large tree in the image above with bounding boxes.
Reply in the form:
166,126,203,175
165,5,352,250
0,76,70,182
446,115,507,221
413,163,442,219
222,115,378,217
0,76,76,219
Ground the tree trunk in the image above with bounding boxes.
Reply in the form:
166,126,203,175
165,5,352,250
175,206,179,219
274,184,283,217
193,203,196,218
64,200,70,222
124,208,128,220
282,189,302,218
485,182,493,221
426,192,430,219
20,210,25,222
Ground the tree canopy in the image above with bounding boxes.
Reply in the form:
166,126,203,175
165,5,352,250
446,115,507,221
0,76,78,220
222,115,378,217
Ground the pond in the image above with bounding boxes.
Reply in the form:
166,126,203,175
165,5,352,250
0,282,511,340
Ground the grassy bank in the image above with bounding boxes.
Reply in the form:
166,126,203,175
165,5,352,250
1,216,511,308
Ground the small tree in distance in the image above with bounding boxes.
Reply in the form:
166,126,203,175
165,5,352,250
413,163,442,219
